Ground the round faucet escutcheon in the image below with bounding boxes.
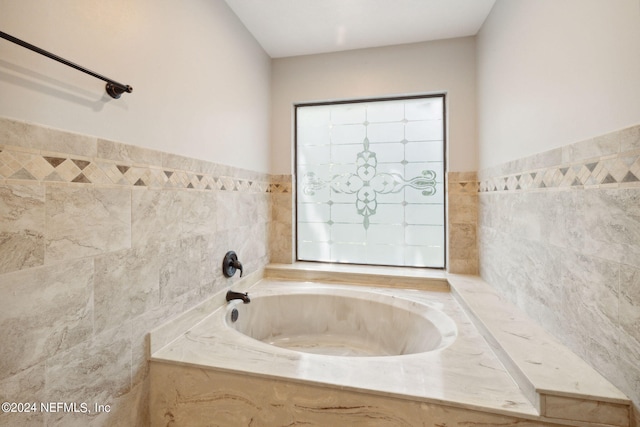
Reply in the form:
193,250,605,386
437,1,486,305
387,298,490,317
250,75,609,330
222,251,243,278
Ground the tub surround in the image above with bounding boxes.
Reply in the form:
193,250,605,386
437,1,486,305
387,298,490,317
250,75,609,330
449,274,631,425
265,261,448,291
151,280,539,424
150,265,631,426
0,117,287,426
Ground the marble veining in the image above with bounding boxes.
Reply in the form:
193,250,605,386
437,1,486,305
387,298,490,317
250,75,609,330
226,288,457,356
151,268,633,426
152,280,540,420
0,116,284,427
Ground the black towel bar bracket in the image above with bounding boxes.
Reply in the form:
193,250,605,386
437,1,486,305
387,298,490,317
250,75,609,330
0,30,133,99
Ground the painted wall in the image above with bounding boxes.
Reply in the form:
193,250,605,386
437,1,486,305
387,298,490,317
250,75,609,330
477,0,640,417
477,0,640,169
0,0,271,173
270,37,478,174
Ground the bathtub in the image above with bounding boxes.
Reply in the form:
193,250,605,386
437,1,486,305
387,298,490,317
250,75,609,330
150,272,632,426
150,278,540,424
227,287,457,357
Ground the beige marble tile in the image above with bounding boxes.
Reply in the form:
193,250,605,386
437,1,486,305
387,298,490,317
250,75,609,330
44,325,132,427
270,191,293,263
269,220,293,263
449,223,477,255
216,191,256,229
0,259,93,381
448,258,478,275
149,268,263,356
448,275,630,407
447,170,478,182
0,117,97,158
45,184,131,263
562,132,621,164
620,265,640,344
197,229,233,292
159,236,204,303
0,183,45,274
150,362,556,427
180,189,217,237
96,138,163,166
519,148,563,173
152,280,540,420
265,262,449,290
94,245,161,334
131,188,184,247
543,395,630,426
448,193,478,223
618,124,640,152
0,363,45,427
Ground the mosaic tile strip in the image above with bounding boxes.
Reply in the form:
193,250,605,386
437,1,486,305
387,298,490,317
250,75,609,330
0,145,291,193
479,150,640,193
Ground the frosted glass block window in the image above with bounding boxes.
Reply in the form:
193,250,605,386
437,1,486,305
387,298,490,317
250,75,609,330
296,96,445,268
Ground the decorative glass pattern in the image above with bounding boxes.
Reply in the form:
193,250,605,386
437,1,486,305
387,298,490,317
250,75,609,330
296,96,445,268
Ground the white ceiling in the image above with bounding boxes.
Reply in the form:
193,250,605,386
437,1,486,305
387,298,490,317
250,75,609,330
223,0,496,58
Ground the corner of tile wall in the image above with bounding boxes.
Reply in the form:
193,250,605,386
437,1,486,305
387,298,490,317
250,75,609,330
447,171,479,274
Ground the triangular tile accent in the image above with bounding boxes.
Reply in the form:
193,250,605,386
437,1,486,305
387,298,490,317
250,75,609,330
530,172,537,180
164,170,173,178
72,173,91,183
622,171,639,183
559,167,569,176
10,168,37,180
117,165,130,174
586,162,599,172
187,183,194,189
72,159,91,170
196,174,203,181
44,171,65,182
44,156,66,168
134,178,146,186
602,174,617,184
572,178,582,186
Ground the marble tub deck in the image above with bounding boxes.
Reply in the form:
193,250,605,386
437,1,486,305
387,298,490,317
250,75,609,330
150,264,632,426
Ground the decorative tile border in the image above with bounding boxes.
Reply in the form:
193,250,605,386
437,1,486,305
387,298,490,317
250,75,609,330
480,126,640,193
0,144,290,193
480,152,640,193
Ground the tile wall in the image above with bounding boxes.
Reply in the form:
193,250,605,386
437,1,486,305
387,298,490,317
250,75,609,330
0,117,290,426
447,171,479,274
478,124,640,416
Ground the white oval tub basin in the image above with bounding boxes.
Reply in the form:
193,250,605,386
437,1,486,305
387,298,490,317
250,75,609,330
226,289,457,357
